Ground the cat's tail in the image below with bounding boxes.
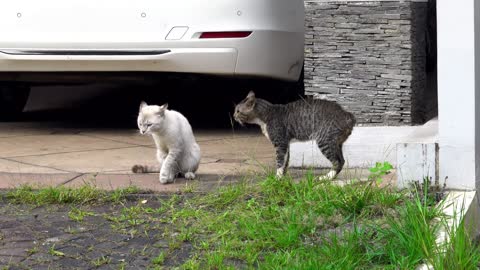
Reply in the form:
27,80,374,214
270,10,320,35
131,165,160,173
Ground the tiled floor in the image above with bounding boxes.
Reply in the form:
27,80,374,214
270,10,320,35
0,122,396,192
0,123,277,192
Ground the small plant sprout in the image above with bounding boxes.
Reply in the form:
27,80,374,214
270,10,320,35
368,161,393,185
68,207,94,222
92,255,111,267
48,244,65,257
152,251,166,265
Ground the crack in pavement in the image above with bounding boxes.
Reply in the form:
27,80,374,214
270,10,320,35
0,157,77,174
2,145,145,159
58,173,86,187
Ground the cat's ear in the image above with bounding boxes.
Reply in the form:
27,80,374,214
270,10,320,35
139,101,147,111
245,91,256,109
160,103,168,110
156,103,168,116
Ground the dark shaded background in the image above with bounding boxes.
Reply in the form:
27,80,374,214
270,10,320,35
21,74,291,130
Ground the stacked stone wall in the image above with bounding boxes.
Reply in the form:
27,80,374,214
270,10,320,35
304,0,429,125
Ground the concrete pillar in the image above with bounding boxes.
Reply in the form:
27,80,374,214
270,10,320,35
397,143,438,188
437,0,479,189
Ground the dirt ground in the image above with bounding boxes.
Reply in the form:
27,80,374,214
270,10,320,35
0,195,191,269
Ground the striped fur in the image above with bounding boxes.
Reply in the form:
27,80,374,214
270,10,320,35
131,164,159,173
234,91,355,179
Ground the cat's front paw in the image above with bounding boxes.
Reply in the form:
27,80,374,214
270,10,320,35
276,168,285,178
159,174,174,184
159,177,174,184
184,172,195,180
318,170,337,181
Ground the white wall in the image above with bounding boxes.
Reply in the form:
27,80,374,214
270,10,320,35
476,0,480,191
437,0,479,190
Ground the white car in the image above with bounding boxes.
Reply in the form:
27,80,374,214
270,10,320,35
0,0,305,118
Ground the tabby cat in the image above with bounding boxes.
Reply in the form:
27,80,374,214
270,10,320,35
234,91,355,179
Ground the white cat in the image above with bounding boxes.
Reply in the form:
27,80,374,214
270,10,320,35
132,102,201,184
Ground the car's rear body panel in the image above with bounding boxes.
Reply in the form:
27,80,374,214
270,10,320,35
0,0,304,81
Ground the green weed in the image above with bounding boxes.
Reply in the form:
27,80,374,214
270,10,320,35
48,244,65,257
68,207,95,222
151,251,166,265
91,255,111,267
368,161,393,184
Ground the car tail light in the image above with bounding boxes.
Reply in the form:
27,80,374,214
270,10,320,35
199,31,252,39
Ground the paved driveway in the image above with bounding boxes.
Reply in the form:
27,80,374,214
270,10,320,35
0,122,276,192
0,83,395,192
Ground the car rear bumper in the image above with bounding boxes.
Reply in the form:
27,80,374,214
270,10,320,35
0,48,239,75
0,31,303,81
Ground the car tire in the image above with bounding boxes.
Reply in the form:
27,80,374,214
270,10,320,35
0,84,30,121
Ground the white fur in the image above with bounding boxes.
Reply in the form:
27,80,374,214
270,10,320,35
251,118,270,140
252,118,288,178
138,103,201,184
184,172,196,180
276,168,284,177
318,170,336,181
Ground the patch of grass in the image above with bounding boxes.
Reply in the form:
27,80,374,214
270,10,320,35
48,244,65,257
151,251,166,265
410,176,446,206
181,257,201,270
68,207,95,222
168,237,182,251
117,170,471,270
369,191,443,269
107,186,141,203
5,168,475,269
120,205,147,226
5,184,141,205
429,204,480,270
182,181,198,193
118,261,127,270
154,172,420,269
26,246,39,256
91,255,111,267
205,251,229,270
105,203,150,232
6,184,102,205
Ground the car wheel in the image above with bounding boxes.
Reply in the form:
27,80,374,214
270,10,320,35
0,84,30,120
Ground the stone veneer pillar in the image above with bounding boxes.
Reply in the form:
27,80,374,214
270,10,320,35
304,0,430,125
